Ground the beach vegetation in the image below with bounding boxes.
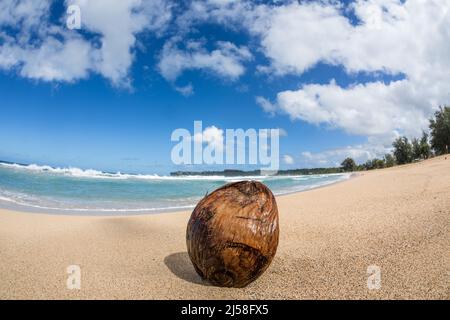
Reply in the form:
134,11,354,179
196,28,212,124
384,153,395,167
412,132,431,160
419,132,431,159
341,157,356,172
429,106,450,155
393,137,413,165
363,158,385,170
173,107,448,176
412,137,421,160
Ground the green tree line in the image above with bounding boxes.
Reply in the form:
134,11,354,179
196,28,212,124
341,106,450,172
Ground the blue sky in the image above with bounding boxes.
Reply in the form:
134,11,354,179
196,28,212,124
0,0,448,174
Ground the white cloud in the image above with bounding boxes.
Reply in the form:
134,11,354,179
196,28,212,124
252,0,450,78
0,0,50,32
282,154,294,165
193,125,224,151
0,35,94,82
158,38,252,82
28,39,92,81
70,0,172,86
278,128,287,137
168,0,450,142
256,96,277,115
174,83,194,96
275,79,433,137
254,0,450,146
175,0,257,33
253,1,351,75
300,143,390,168
0,0,172,86
0,0,91,82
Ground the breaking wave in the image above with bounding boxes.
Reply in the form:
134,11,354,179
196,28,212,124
0,161,350,215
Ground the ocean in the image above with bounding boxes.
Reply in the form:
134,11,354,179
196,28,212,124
0,162,350,215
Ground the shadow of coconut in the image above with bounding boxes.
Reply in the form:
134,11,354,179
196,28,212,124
164,252,210,286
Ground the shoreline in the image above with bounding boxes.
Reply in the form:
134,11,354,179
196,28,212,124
0,173,353,217
1,156,448,299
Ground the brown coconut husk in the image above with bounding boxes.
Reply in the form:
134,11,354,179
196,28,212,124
186,180,279,287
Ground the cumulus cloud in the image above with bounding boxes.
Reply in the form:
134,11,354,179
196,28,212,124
193,125,224,151
70,0,172,86
0,34,97,82
0,0,50,32
168,0,450,145
253,1,351,75
253,0,450,157
300,143,390,168
158,38,252,82
282,154,294,165
0,0,172,86
252,0,450,78
275,79,433,137
0,0,251,87
175,0,257,33
17,37,93,82
0,0,91,82
256,96,277,115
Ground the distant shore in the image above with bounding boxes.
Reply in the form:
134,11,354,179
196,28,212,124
0,156,449,299
0,173,352,216
170,167,344,177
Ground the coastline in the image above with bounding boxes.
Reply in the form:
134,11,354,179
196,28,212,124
0,156,449,299
0,172,352,216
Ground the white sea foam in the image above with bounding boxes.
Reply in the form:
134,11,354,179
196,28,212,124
0,190,196,213
0,161,345,181
0,162,153,179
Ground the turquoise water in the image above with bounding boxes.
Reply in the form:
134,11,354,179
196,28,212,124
0,162,349,215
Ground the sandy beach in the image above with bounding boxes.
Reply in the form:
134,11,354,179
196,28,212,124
0,156,449,300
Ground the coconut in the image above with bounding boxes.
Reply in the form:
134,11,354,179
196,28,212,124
186,180,279,287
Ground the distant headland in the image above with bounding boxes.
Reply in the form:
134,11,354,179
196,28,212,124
170,168,343,177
